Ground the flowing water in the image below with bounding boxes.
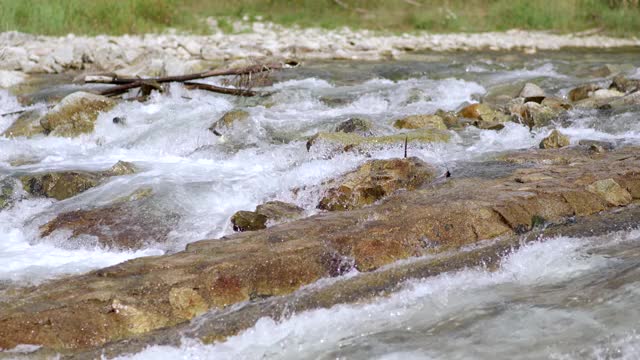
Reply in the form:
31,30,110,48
1,49,640,358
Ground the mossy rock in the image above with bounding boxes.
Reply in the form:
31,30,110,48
0,178,18,210
231,201,304,232
540,130,570,149
40,91,116,137
209,110,250,136
334,117,373,135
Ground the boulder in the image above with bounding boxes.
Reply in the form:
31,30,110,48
40,189,180,249
609,75,640,93
586,178,632,206
568,84,600,102
19,161,137,200
334,117,373,135
209,110,250,136
518,83,546,99
318,157,437,211
1,109,45,138
435,109,467,129
540,129,570,149
393,114,447,130
40,91,116,137
306,129,451,153
231,201,304,232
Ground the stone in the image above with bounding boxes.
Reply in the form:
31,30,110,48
1,109,45,138
40,193,181,249
568,84,600,102
2,147,640,353
541,97,572,112
0,70,26,88
434,109,467,129
19,161,137,200
40,92,116,137
458,103,511,129
518,83,546,99
393,114,447,130
232,201,304,232
334,117,373,135
592,89,624,99
540,130,570,149
209,110,250,136
586,178,632,206
306,129,450,153
609,75,640,93
0,178,18,210
521,102,558,128
578,139,615,152
318,157,437,211
231,211,268,232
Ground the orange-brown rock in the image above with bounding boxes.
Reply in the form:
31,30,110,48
2,147,640,353
318,157,437,211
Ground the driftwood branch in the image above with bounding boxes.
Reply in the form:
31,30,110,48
92,60,299,98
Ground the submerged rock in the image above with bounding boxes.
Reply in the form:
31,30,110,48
40,189,180,249
40,91,116,137
19,161,137,200
540,129,570,149
334,117,373,135
209,110,250,136
318,157,437,211
392,114,447,130
1,109,45,138
306,129,450,153
232,201,304,232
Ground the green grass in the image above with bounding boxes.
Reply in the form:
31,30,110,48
0,0,639,36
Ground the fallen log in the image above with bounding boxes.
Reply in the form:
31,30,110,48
92,61,298,98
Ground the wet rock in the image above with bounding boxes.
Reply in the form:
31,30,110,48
435,109,467,129
334,117,373,135
518,83,545,99
578,139,615,152
2,147,640,352
393,114,447,130
40,191,180,249
606,91,640,108
458,103,510,129
0,178,18,210
40,91,116,137
306,129,450,153
1,109,45,138
231,211,268,232
19,161,137,200
592,88,625,99
318,157,437,211
609,75,640,93
208,110,250,136
540,129,570,149
232,201,304,232
541,97,572,111
521,102,558,128
586,178,632,206
568,84,600,102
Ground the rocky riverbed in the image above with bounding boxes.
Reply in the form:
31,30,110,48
1,47,640,359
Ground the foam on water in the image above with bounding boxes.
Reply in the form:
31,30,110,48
121,231,640,360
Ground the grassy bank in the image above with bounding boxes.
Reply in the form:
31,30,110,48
0,0,639,36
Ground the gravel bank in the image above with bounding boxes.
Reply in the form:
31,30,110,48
1,22,639,85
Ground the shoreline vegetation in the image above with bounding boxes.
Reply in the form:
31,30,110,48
0,0,639,37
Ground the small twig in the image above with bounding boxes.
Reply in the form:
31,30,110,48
1,105,53,117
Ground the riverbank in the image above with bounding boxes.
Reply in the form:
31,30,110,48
2,23,640,87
